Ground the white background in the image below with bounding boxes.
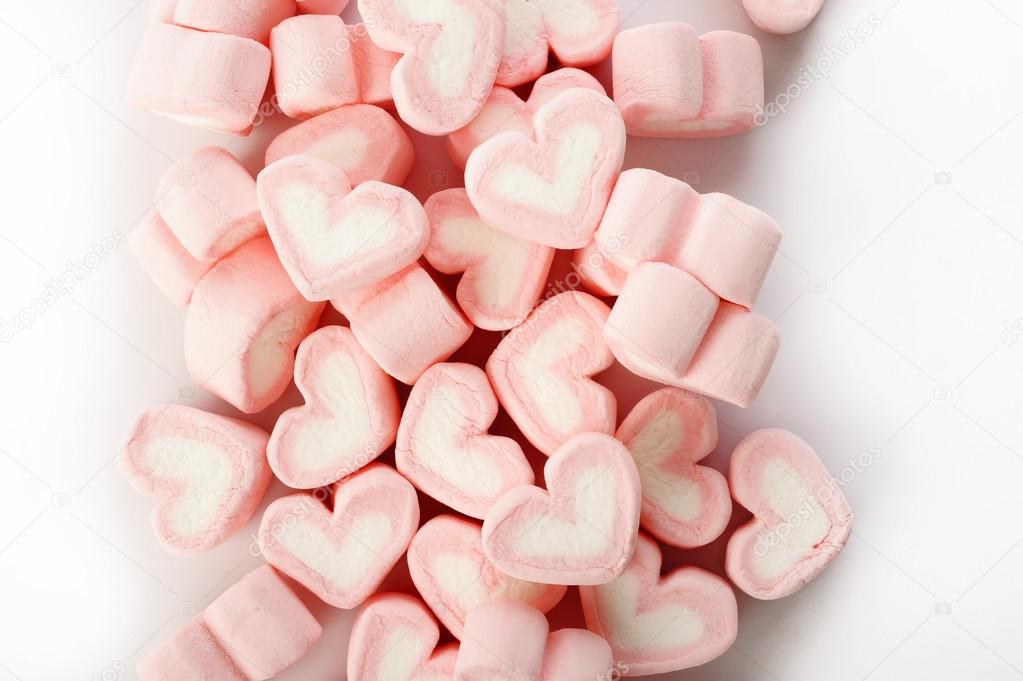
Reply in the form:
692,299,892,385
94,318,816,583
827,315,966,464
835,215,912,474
1,0,1022,679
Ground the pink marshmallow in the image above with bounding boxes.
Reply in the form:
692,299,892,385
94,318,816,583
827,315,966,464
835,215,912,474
396,363,534,519
540,629,616,681
613,23,764,138
259,463,419,609
149,0,178,23
408,515,566,640
465,88,626,249
743,0,825,34
494,0,546,87
486,291,616,456
481,432,641,586
173,0,296,44
127,23,270,135
332,263,473,385
184,237,325,413
120,404,272,555
726,429,853,599
129,210,214,306
571,241,627,297
616,388,731,548
424,188,554,331
265,104,414,186
138,619,247,681
579,533,738,676
455,600,549,681
266,326,400,489
358,0,506,135
256,155,429,301
270,15,359,119
349,23,400,106
296,0,349,14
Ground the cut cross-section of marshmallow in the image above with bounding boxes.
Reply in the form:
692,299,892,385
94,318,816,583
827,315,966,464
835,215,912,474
357,0,506,135
267,326,400,489
396,363,534,518
270,15,360,119
173,0,296,44
424,188,554,331
616,388,731,548
454,600,548,681
571,241,627,297
265,105,415,186
466,88,626,249
121,405,272,555
486,291,615,456
257,155,429,301
482,432,641,586
184,237,325,413
726,429,853,600
743,0,825,34
259,463,419,609
540,629,616,681
408,515,566,639
579,533,738,676
129,210,214,307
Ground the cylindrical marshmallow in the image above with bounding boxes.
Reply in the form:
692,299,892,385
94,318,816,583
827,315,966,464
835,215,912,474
129,211,213,306
297,0,348,13
270,15,360,119
173,0,297,44
743,0,824,34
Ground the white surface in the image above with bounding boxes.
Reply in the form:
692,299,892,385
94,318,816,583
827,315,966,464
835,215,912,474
0,0,1021,680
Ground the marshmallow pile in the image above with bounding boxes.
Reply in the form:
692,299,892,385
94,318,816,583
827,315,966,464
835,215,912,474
124,1,846,679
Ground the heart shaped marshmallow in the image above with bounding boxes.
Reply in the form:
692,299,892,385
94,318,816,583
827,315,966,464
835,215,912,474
541,629,616,681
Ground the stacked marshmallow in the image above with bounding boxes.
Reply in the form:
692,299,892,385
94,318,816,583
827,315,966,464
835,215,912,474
124,1,849,679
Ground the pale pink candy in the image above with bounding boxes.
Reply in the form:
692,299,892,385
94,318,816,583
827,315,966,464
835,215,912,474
157,146,265,262
486,291,615,456
259,463,419,609
579,533,738,676
482,432,641,586
726,429,853,600
129,210,213,306
127,24,270,135
184,238,325,413
495,0,546,87
424,189,554,331
149,0,178,22
333,264,473,385
270,15,359,119
349,23,400,106
540,629,616,681
743,0,824,34
297,0,348,13
265,105,414,186
257,155,429,301
616,388,731,548
138,619,248,681
408,515,566,639
120,405,272,555
348,593,460,681
358,0,506,135
465,89,626,248
173,0,296,44
455,600,548,681
613,23,764,138
267,326,400,489
571,241,626,297
447,67,605,168
396,364,534,518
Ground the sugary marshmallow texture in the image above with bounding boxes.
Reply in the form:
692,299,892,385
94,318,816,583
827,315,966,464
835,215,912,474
424,188,554,331
184,238,325,413
357,0,506,135
259,463,419,609
613,23,764,138
121,405,272,555
265,104,414,186
743,0,825,34
482,432,642,586
616,388,731,548
455,600,548,681
173,0,296,44
129,210,213,307
579,533,738,676
396,363,534,518
541,629,616,681
726,429,853,599
257,155,429,301
296,0,349,13
270,15,359,119
466,88,626,248
408,515,566,639
267,326,400,489
486,291,615,456
572,240,627,297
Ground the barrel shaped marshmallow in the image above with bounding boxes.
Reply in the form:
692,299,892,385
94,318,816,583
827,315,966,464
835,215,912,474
157,146,265,261
120,405,272,555
408,515,566,639
173,0,296,44
486,291,615,456
358,0,506,135
259,463,419,609
482,432,642,586
613,23,764,138
127,24,271,135
265,104,414,186
184,238,325,413
466,88,626,248
616,388,731,548
296,0,348,13
580,534,738,676
349,23,401,105
424,189,554,331
270,15,359,119
726,429,853,600
129,211,214,306
396,363,534,518
572,241,627,297
267,326,400,488
541,629,616,681
744,0,825,34
137,619,247,681
455,600,549,681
